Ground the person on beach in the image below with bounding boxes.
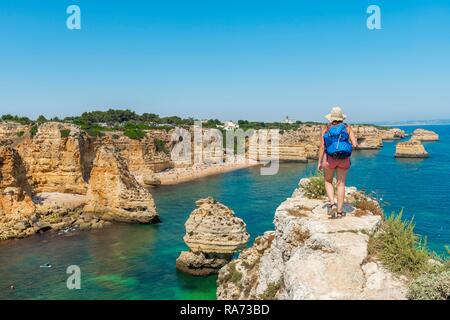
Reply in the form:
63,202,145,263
318,107,358,218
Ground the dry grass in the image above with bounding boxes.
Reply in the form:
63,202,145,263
368,211,431,279
351,192,384,217
291,226,311,244
286,205,311,217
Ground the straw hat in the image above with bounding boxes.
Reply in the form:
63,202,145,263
325,107,346,122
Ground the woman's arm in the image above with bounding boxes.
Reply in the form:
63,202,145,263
347,125,358,148
317,127,326,171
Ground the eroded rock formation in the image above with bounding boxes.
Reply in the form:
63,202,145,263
217,179,407,300
354,126,383,149
100,131,173,187
0,146,36,239
395,140,429,158
411,129,439,141
16,122,91,194
248,125,405,162
380,128,407,140
176,197,249,276
84,145,159,223
0,122,30,146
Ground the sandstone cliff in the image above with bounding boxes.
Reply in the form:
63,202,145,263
100,130,173,186
0,122,30,146
16,122,92,194
217,179,407,300
248,125,404,163
176,197,249,276
411,129,439,141
380,128,407,140
395,140,429,158
84,145,159,223
353,126,383,149
0,146,36,239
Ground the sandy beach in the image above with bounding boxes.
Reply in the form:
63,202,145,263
155,161,260,185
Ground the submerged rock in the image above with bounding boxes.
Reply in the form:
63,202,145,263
217,179,407,300
176,197,249,276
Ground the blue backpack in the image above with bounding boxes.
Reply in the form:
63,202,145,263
323,123,353,159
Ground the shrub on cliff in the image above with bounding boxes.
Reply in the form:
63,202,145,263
407,270,450,300
1,114,32,125
300,174,326,199
124,128,145,140
154,139,169,154
30,125,38,137
60,129,70,138
368,211,431,278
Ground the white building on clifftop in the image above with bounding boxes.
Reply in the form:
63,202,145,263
283,116,295,124
220,121,239,131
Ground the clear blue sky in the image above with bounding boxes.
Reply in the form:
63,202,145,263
0,0,449,123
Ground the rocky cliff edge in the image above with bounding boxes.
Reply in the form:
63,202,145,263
217,179,407,300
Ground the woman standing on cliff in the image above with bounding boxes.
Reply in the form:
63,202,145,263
318,107,358,218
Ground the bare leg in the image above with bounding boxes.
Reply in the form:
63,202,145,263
323,167,335,205
336,168,348,213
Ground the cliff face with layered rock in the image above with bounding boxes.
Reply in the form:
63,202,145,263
248,125,406,162
217,179,407,300
0,122,160,241
15,122,92,194
353,126,383,149
411,129,439,141
176,197,249,276
0,122,30,144
103,130,173,169
84,145,159,223
0,146,36,239
380,128,407,140
248,126,320,162
395,140,429,158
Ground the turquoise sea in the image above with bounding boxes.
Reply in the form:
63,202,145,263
0,125,449,300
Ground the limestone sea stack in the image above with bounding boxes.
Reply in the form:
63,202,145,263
411,129,439,141
176,197,249,276
84,145,159,223
395,140,429,158
217,179,407,300
354,126,383,149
